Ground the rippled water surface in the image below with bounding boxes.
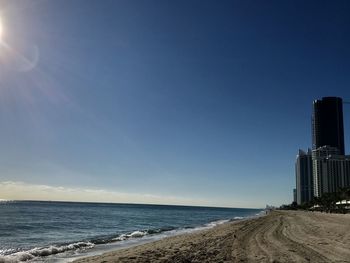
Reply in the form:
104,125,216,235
0,201,262,262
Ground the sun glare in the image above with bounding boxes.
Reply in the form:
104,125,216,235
0,19,3,40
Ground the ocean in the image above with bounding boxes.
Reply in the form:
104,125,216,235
0,200,262,262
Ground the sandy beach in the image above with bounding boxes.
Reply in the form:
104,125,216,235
74,210,350,263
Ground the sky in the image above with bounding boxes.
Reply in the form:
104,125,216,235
0,0,350,208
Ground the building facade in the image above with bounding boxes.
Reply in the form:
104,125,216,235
295,149,313,204
312,146,350,197
312,97,345,155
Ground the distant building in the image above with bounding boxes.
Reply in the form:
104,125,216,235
312,146,350,197
295,149,313,204
293,189,297,203
312,97,345,155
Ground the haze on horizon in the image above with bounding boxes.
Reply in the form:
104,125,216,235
0,0,350,208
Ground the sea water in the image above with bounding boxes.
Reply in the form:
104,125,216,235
0,200,262,262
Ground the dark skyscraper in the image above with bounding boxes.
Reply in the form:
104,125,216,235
312,97,345,155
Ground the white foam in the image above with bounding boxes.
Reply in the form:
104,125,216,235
112,230,148,242
204,219,230,228
0,249,15,256
128,231,147,238
0,252,34,263
0,242,94,262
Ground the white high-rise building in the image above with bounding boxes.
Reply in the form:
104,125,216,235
312,146,350,197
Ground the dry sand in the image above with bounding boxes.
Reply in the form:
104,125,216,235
74,210,350,263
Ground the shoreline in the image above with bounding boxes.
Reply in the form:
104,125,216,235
70,213,262,263
73,210,350,263
67,215,259,262
65,217,239,262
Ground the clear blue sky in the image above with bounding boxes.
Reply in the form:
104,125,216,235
0,0,350,208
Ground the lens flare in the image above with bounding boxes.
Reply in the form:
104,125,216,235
0,19,3,40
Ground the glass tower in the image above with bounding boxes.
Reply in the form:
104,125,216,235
312,97,345,155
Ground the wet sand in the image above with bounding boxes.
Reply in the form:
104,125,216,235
74,210,350,262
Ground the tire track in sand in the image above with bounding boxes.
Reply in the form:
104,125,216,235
232,211,329,262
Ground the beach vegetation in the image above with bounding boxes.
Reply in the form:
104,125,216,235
280,187,350,213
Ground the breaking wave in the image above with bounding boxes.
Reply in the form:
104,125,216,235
0,242,94,263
